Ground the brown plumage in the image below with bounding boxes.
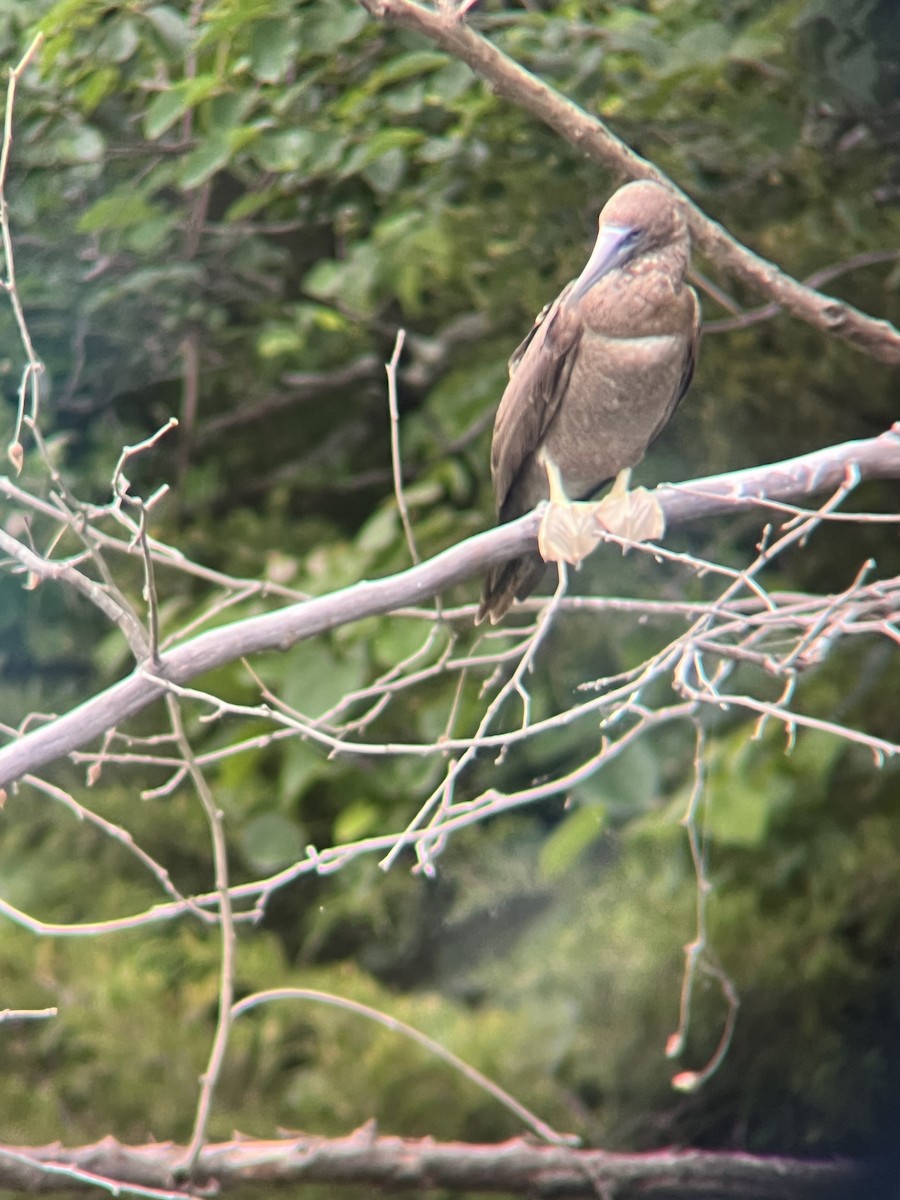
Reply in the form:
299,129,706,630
477,180,700,624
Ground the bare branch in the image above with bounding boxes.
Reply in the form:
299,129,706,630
0,1007,57,1024
386,329,419,564
0,475,309,602
233,988,576,1146
1,428,898,792
0,1135,863,1199
0,529,148,656
704,250,900,336
169,697,236,1170
0,32,45,469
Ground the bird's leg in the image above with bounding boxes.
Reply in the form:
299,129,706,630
605,467,632,503
536,453,665,568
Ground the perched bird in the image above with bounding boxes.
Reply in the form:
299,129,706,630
477,180,700,624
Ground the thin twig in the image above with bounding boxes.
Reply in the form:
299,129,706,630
386,328,420,565
169,696,236,1170
0,32,45,468
233,989,578,1147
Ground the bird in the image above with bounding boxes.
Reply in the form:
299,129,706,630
477,179,700,624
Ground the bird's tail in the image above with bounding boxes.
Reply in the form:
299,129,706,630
476,554,547,624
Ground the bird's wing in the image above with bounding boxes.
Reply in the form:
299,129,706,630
646,285,701,450
506,299,551,378
491,286,583,518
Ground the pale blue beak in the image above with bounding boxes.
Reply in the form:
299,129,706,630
571,223,639,301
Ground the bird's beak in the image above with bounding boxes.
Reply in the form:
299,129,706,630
571,224,637,301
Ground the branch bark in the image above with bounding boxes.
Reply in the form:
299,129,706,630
356,0,900,365
0,1134,865,1199
1,427,898,792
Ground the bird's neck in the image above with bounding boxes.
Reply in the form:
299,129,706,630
575,245,692,339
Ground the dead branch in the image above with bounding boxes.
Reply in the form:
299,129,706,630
0,1134,864,1199
355,0,900,365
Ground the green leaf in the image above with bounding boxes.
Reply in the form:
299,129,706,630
60,123,105,164
257,321,303,358
78,67,120,113
356,504,399,555
142,5,192,50
177,130,233,189
301,1,368,54
361,146,407,194
729,32,782,66
383,82,426,117
128,214,177,253
369,617,443,673
249,18,298,83
301,258,344,299
573,738,661,814
786,729,845,781
224,184,280,222
144,84,191,140
702,732,793,847
339,127,422,177
206,90,257,132
279,637,368,721
427,60,474,103
304,242,378,313
279,739,326,805
364,49,449,91
98,15,140,63
539,803,608,881
77,191,163,233
242,813,305,871
253,129,316,172
144,75,221,140
334,801,380,844
419,136,459,163
665,23,732,75
603,8,664,64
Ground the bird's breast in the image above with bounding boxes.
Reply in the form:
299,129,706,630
539,329,688,497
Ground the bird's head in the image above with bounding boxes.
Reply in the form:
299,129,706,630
571,180,689,301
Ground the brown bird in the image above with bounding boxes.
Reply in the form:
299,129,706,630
477,180,700,624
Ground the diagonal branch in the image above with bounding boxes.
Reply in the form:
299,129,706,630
356,0,900,365
1,427,898,792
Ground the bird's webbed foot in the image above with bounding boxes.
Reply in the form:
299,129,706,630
536,458,665,567
593,468,666,545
